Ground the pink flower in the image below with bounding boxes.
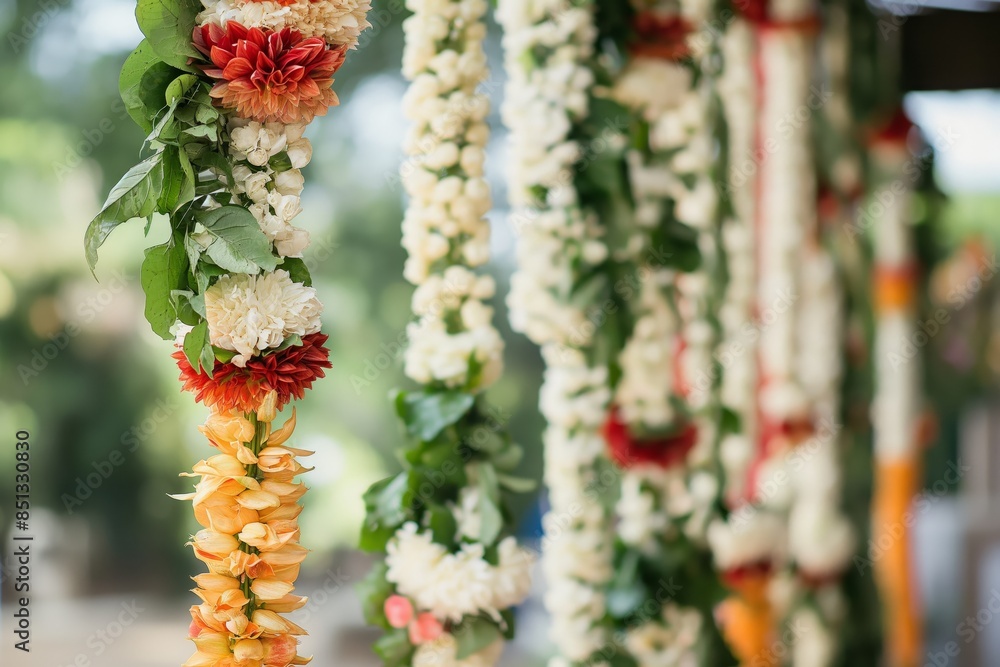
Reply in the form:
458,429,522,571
408,612,444,645
384,595,415,629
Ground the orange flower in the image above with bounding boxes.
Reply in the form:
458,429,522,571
193,22,347,123
175,334,332,414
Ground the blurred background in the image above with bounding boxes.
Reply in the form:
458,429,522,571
0,0,999,665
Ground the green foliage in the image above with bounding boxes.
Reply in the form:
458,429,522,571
141,235,189,339
373,628,415,667
195,206,278,274
119,40,182,133
85,154,164,271
135,0,201,72
394,389,475,441
453,616,502,659
357,562,395,629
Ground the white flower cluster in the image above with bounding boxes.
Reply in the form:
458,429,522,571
715,19,757,506
616,468,672,553
204,270,323,366
385,523,534,623
871,147,922,460
414,635,503,667
499,0,608,350
706,511,786,572
197,0,372,49
624,603,702,667
404,267,503,390
756,29,813,432
397,0,503,393
616,275,679,430
228,120,313,258
539,351,614,664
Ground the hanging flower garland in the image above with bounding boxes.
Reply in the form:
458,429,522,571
497,0,623,663
706,0,822,661
357,0,535,665
868,109,925,667
601,0,736,663
85,0,371,664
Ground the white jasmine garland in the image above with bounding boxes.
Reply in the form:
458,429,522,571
397,0,501,393
204,270,322,366
498,1,613,663
385,523,534,623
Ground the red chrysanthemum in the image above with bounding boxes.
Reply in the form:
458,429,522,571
193,22,348,123
720,561,773,589
631,13,692,61
603,406,698,469
174,333,332,413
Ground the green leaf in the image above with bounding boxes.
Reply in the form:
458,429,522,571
373,628,414,667
426,503,458,548
395,390,475,441
497,473,536,494
183,320,210,374
165,73,199,105
136,0,200,72
360,472,414,552
357,562,394,628
85,154,163,271
720,407,742,435
196,206,278,274
477,493,502,545
453,617,502,660
280,257,313,287
158,145,195,213
140,238,189,339
119,40,180,133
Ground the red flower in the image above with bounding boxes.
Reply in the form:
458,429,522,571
193,22,347,123
631,13,692,61
603,406,698,469
720,561,773,589
175,333,332,413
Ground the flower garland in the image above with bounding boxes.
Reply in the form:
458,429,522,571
706,0,823,661
497,0,618,664
601,0,737,663
85,0,370,664
357,0,535,664
868,109,924,667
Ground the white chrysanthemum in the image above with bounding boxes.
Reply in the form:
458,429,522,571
413,634,503,667
385,523,533,623
403,314,503,390
198,0,372,48
204,270,322,366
